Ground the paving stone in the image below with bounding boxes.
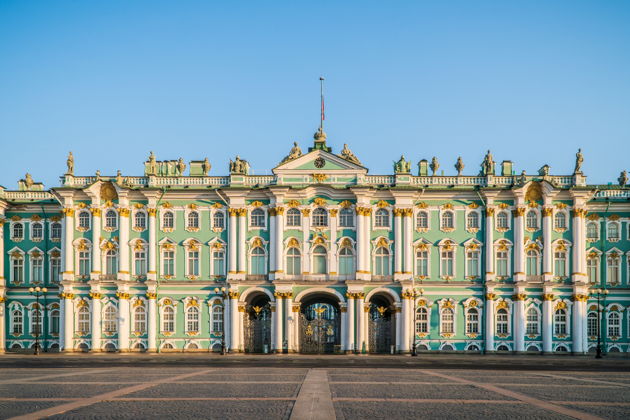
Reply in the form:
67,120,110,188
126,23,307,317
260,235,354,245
331,383,513,400
0,383,129,398
124,382,300,398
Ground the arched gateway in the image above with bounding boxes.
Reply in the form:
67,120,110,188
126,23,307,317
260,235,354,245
298,293,341,354
367,292,396,353
243,292,272,353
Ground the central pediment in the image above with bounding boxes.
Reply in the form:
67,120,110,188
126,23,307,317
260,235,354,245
273,149,367,176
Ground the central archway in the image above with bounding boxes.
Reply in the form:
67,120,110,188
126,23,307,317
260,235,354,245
299,293,341,354
367,292,396,353
243,293,272,353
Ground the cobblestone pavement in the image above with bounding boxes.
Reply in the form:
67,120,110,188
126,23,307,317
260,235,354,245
0,356,629,419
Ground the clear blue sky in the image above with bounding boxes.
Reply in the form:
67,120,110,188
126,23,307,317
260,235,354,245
1,0,629,188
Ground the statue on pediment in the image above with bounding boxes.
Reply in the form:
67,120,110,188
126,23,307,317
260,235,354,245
230,155,250,175
538,164,550,177
430,157,440,176
339,144,362,166
18,173,44,191
455,157,464,176
619,170,628,187
66,152,74,175
480,150,495,176
176,158,186,175
394,155,411,174
574,148,584,174
517,170,527,186
281,142,303,164
202,157,211,175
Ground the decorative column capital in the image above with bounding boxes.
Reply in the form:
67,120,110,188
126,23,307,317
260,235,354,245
485,208,495,217
512,293,527,301
145,292,158,300
228,291,240,299
147,208,158,217
90,208,101,216
329,209,338,217
117,207,130,217
485,292,497,301
542,293,555,301
59,292,75,299
89,292,102,300
571,208,587,218
512,207,526,217
572,294,588,302
62,208,75,217
116,292,130,300
542,207,553,217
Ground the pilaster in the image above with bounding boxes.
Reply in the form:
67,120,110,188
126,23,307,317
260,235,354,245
485,290,496,352
394,209,403,279
228,208,238,277
273,291,284,352
513,289,526,352
117,199,130,282
147,207,157,281
346,294,355,351
62,288,74,351
89,287,102,351
542,289,554,353
229,291,240,351
117,288,130,352
146,286,157,352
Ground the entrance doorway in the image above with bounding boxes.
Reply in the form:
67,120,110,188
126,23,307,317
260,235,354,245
299,295,341,354
368,293,396,353
243,294,271,353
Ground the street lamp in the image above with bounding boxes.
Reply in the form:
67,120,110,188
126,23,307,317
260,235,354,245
28,286,48,355
213,287,228,355
410,287,424,357
590,288,609,359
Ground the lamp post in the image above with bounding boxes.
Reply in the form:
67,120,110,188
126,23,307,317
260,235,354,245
410,287,424,357
28,286,48,355
591,288,608,359
213,287,228,355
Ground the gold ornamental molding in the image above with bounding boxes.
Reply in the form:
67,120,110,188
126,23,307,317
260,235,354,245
340,200,353,208
312,173,328,183
542,207,553,217
116,292,130,300
542,293,555,301
571,208,587,218
228,291,240,299
512,207,526,217
146,292,158,300
572,294,588,302
512,293,527,301
89,292,103,300
61,208,75,217
485,293,497,301
485,208,495,216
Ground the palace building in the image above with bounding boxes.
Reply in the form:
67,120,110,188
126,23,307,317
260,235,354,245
0,128,629,354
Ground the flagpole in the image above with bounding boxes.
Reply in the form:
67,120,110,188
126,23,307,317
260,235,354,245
320,76,325,130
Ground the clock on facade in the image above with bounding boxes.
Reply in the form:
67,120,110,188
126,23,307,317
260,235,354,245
314,157,326,168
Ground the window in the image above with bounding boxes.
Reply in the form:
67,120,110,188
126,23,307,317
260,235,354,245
134,249,147,276
526,250,539,276
526,210,538,230
103,306,117,333
12,255,24,284
440,248,454,277
339,208,354,227
607,222,620,241
105,250,117,275
134,306,146,334
416,211,429,230
31,309,43,336
466,308,479,334
286,247,301,275
50,309,60,335
12,222,24,239
496,212,508,229
50,255,61,283
496,308,509,335
78,306,90,334
607,255,620,285
213,212,225,229
12,309,23,335
587,257,598,284
374,246,390,276
554,251,567,277
339,246,355,275
312,245,327,274
212,306,223,333
162,306,175,333
78,211,90,230
554,212,566,229
31,222,44,240
496,250,509,277
78,250,91,277
186,307,199,332
526,308,539,335
162,212,174,229
466,249,480,278
416,249,429,277
467,212,479,230
586,222,598,241
441,211,454,229
250,246,266,275
51,222,62,240
250,208,265,228
162,249,175,276
286,208,301,227
607,312,620,337
554,309,567,335
187,250,200,276
441,308,454,334
187,211,199,229
375,209,389,228
587,312,598,337
415,307,429,334
212,249,225,276
31,255,43,284
312,208,328,227
105,210,117,229
134,212,146,230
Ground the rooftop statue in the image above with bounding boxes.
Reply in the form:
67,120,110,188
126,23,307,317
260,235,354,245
339,143,362,166
202,157,211,176
18,173,44,191
281,142,303,164
517,170,527,186
455,157,464,176
430,156,439,176
480,150,495,176
116,170,123,185
574,148,584,174
177,158,186,176
230,155,250,175
539,164,550,177
619,170,628,187
95,169,101,180
66,152,74,175
394,155,411,174
147,151,157,175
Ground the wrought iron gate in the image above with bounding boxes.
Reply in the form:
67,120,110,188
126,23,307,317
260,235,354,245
243,306,271,353
299,306,340,354
368,306,393,353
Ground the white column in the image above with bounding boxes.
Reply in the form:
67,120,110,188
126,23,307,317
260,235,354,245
329,210,338,275
0,298,6,353
394,210,403,276
301,210,310,274
285,293,293,351
363,210,371,276
356,293,365,352
513,295,525,352
275,208,284,277
62,209,74,279
572,208,586,281
484,295,495,352
90,294,101,351
147,294,157,352
117,295,130,351
228,209,237,275
292,303,300,352
59,295,65,350
237,211,246,274
395,306,401,352
91,208,102,279
485,209,494,281
356,209,364,275
269,211,277,276
572,292,585,354
340,305,347,351
148,209,157,280
542,294,553,353
223,298,231,351
401,296,410,353
403,210,413,275
229,293,239,351
513,208,525,280
63,294,74,351
346,296,355,351
118,208,130,280
274,293,283,352
542,207,553,280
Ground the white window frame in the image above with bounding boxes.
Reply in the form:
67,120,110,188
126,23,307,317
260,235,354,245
525,209,540,231
76,210,91,232
285,208,302,228
30,221,44,241
415,306,430,335
248,239,268,275
415,210,430,231
586,221,599,241
76,304,91,335
605,249,621,285
554,308,569,337
185,306,200,334
29,249,44,284
311,207,329,228
373,208,391,230
440,210,455,232
495,211,511,231
161,210,176,232
161,304,176,334
9,248,25,285
212,209,226,231
465,307,480,335
248,207,267,230
133,209,148,232
495,306,511,336
465,210,481,232
102,304,118,334
10,221,24,241
338,208,355,228
440,307,456,335
103,208,118,231
606,220,620,242
525,305,541,336
50,221,62,241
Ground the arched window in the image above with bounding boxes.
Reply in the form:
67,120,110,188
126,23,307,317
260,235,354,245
586,222,598,241
554,309,567,335
105,210,117,229
31,222,44,240
440,248,454,277
51,222,62,240
554,212,566,229
415,248,429,277
213,212,225,229
466,308,479,334
312,245,327,274
312,208,328,227
162,342,174,350
415,307,429,334
286,208,301,227
212,306,223,333
607,312,620,337
187,211,199,229
186,307,199,333
286,247,301,275
134,248,147,276
103,306,117,334
607,222,620,240
105,250,118,275
77,306,90,334
133,306,146,334
162,306,175,333
374,209,389,228
441,211,454,229
496,250,509,277
526,308,539,335
554,250,567,277
496,308,509,335
466,248,480,278
50,309,60,335
31,254,43,284
441,308,454,334
162,248,175,277
526,249,539,276
12,309,23,335
339,245,355,275
374,246,390,276
526,210,538,230
416,211,429,230
212,248,225,276
30,309,43,336
250,246,266,275
250,208,265,228
496,212,509,229
12,222,24,239
587,312,598,337
339,208,354,227
134,211,146,230
78,211,90,229
466,212,479,229
162,211,174,229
